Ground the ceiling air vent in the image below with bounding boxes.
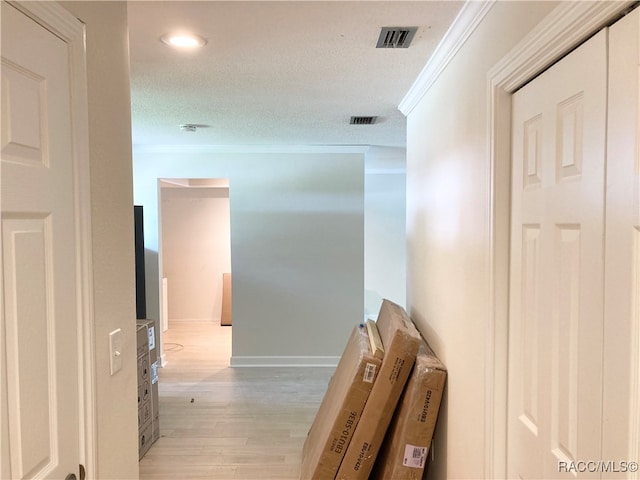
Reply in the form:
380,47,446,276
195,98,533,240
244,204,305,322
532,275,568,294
179,123,210,132
350,116,377,125
376,27,418,49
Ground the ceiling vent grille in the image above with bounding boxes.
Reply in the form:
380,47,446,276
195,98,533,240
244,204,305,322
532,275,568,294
376,27,418,49
179,123,210,132
350,116,377,125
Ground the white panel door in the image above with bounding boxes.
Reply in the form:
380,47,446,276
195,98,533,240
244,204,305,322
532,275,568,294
603,9,640,474
1,3,81,479
508,30,608,479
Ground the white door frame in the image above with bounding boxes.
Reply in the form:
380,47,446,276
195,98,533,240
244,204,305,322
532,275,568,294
484,2,635,477
4,1,97,476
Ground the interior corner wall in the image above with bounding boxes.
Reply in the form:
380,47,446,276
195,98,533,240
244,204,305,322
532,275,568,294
404,2,557,479
133,149,365,363
160,186,231,322
59,1,139,479
364,155,406,318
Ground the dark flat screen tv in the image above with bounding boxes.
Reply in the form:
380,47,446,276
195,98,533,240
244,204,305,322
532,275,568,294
134,205,146,319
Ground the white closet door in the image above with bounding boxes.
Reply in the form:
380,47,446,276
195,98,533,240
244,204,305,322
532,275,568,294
508,29,608,479
603,9,640,476
1,3,83,479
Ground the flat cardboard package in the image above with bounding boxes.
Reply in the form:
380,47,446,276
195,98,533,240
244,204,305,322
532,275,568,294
300,321,384,480
136,324,152,460
221,273,232,326
138,423,153,460
136,324,150,432
137,319,160,442
371,339,447,480
136,319,161,458
336,300,421,480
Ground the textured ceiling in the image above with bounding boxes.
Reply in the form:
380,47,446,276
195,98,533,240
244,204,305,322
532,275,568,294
128,1,464,148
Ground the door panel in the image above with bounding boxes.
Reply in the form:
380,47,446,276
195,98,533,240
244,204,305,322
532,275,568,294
3,218,55,477
603,9,640,472
508,29,607,479
1,3,80,478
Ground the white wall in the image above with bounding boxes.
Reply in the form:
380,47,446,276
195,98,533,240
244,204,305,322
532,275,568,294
161,185,231,322
60,2,139,478
404,2,557,478
163,175,404,330
364,146,406,318
134,147,365,364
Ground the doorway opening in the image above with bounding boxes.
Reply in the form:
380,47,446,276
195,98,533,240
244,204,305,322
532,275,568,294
158,178,232,367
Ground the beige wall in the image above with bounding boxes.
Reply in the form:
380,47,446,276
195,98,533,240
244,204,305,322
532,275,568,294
364,146,407,318
134,148,365,364
161,186,231,322
364,172,406,316
60,2,139,478
405,2,557,478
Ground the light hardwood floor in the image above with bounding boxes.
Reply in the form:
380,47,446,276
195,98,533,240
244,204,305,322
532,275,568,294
138,321,334,480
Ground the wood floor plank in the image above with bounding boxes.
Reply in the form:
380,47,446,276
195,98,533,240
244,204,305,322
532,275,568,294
138,321,334,480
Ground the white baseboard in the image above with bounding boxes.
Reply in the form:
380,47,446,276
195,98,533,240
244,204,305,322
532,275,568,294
230,356,340,368
168,317,221,324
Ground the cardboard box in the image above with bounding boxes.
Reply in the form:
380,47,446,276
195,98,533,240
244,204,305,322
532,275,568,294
137,319,161,455
370,339,447,480
336,300,421,480
136,323,150,432
221,272,232,326
137,319,160,442
138,422,153,460
136,323,149,359
300,321,384,480
138,396,152,431
136,319,157,360
151,359,160,442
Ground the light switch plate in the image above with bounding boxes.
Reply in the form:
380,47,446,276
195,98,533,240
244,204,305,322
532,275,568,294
109,328,123,375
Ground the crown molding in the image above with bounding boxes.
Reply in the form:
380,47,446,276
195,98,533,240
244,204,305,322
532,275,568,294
132,144,370,155
8,1,85,42
398,0,495,117
488,0,634,94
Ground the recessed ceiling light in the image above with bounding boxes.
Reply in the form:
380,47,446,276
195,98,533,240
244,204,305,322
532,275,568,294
161,33,207,48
